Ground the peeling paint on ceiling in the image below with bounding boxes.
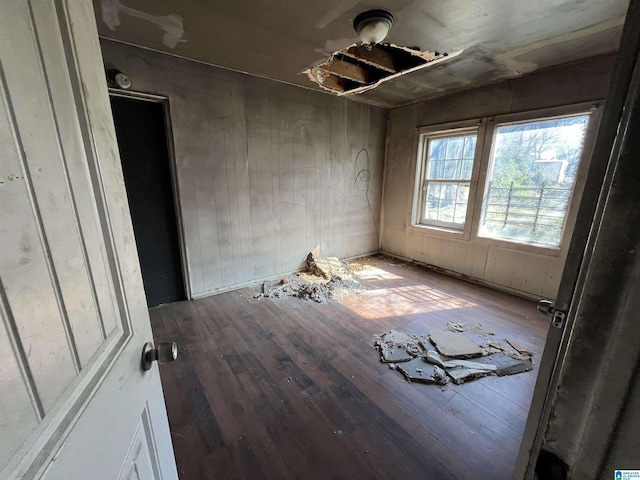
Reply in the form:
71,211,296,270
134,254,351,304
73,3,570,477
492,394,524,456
100,0,185,48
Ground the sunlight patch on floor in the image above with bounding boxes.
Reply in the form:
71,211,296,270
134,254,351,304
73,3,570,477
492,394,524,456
343,282,478,319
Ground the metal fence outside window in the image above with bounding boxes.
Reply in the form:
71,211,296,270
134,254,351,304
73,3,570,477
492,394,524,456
482,182,572,236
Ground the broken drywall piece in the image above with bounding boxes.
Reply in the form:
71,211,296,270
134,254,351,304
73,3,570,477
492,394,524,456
488,341,508,351
376,330,413,345
429,328,483,358
506,339,535,357
424,350,497,372
446,367,493,385
374,330,423,363
495,356,533,376
374,329,534,387
376,343,413,363
463,352,534,376
395,358,449,385
447,322,466,332
486,340,524,359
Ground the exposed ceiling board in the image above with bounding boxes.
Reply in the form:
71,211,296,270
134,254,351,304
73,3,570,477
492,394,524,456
306,45,463,95
93,0,629,108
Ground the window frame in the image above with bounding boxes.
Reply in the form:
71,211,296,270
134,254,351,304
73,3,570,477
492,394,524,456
411,120,487,240
472,103,603,255
411,102,603,254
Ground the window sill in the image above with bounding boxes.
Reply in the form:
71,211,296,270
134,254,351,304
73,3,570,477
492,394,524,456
410,223,468,240
473,234,563,256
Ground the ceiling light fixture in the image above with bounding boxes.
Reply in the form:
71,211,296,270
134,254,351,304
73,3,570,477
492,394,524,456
353,9,394,45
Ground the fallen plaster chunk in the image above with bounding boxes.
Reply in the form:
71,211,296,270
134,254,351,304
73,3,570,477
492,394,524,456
447,322,466,332
425,348,534,384
487,340,526,359
424,350,497,372
488,341,508,351
376,329,413,345
257,253,365,303
506,339,535,357
446,367,493,385
375,329,533,386
374,330,424,363
263,279,284,296
306,252,350,279
491,355,533,376
429,328,484,358
460,352,533,376
395,358,449,385
376,343,413,363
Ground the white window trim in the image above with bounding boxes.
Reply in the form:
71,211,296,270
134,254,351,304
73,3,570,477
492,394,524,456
411,102,603,254
410,119,488,241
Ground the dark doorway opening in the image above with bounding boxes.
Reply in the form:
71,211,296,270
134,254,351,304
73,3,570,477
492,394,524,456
110,94,186,308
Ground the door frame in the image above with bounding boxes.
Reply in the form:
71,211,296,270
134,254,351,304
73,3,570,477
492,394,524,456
108,89,191,301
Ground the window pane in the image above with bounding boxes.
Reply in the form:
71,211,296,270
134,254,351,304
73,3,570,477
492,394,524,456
463,136,477,159
445,137,464,160
424,182,470,226
428,138,447,161
426,134,476,181
479,115,590,247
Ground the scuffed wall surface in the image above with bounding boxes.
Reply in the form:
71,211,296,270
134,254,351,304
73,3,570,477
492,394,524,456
100,40,387,297
381,55,616,298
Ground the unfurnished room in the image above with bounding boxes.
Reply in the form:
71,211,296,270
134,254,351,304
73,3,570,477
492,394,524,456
1,1,639,479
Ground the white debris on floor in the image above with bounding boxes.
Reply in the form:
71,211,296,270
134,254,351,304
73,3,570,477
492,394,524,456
254,253,366,303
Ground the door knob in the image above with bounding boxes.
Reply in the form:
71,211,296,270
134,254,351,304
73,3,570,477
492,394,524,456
537,299,555,315
141,342,178,371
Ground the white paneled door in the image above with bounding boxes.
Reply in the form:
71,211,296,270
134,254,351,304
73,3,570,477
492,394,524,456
0,1,178,479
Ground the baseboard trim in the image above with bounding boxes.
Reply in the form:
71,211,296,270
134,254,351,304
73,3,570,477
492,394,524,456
190,250,382,300
380,251,544,302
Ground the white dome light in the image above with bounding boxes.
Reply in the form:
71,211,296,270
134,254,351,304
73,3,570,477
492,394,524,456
353,10,394,45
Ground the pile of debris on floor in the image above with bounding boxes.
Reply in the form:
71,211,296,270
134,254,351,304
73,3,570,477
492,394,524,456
374,322,534,386
254,252,365,303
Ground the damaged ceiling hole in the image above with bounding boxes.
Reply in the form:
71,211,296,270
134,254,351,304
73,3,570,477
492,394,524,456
306,44,461,96
306,8,462,95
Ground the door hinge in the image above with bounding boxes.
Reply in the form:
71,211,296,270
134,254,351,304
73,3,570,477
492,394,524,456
537,299,567,329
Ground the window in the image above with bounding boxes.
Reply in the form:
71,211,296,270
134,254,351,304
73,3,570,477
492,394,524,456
415,130,478,230
478,114,590,247
412,106,598,251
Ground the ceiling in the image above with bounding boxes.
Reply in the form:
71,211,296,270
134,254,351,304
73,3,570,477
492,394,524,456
94,0,629,108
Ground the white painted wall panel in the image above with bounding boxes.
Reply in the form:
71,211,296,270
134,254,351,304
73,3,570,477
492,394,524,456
0,308,39,469
100,40,386,297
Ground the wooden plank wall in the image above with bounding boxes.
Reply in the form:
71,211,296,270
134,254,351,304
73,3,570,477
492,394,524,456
100,40,387,298
381,54,617,299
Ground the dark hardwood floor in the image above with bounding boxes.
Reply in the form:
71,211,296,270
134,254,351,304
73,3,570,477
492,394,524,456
150,255,549,480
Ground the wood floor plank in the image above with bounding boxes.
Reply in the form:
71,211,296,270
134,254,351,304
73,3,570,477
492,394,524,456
151,255,548,479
